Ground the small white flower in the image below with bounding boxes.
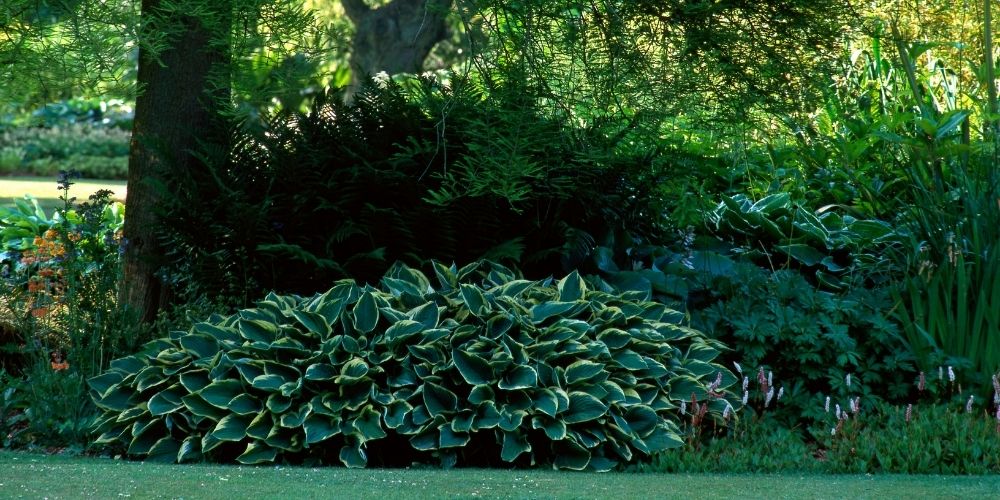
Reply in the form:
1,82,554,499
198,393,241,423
742,376,749,392
995,407,1000,422
835,404,842,420
845,373,852,388
765,387,775,408
831,426,837,436
776,387,784,401
767,371,773,388
742,390,749,405
938,366,944,380
965,395,974,413
824,396,830,413
710,372,722,391
733,361,742,374
723,403,733,420
948,366,955,382
680,400,686,415
372,71,391,88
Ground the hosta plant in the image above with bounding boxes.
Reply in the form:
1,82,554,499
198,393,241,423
88,261,737,470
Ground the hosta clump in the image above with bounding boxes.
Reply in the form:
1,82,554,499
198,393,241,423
89,261,737,470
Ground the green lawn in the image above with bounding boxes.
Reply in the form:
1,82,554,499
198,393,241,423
1,451,998,499
0,176,126,212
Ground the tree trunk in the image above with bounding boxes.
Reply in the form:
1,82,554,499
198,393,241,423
123,0,230,323
342,0,452,92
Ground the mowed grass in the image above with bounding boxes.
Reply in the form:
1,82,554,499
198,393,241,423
1,452,998,499
0,176,126,212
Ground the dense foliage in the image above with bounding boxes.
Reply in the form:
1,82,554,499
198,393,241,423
159,78,671,303
89,261,736,469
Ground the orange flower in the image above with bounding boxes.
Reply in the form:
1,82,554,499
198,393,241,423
31,306,50,318
51,361,69,371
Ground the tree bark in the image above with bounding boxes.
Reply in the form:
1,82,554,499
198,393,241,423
343,0,452,92
123,0,230,322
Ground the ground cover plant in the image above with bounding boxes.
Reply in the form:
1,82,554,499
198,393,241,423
88,261,737,470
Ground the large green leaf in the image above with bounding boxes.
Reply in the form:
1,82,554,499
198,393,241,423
340,444,367,468
553,439,590,470
212,413,254,441
304,363,337,381
439,425,470,448
350,405,387,441
423,382,458,417
228,394,263,415
564,360,606,385
177,436,202,463
237,442,278,465
88,372,124,396
304,414,341,444
557,271,586,302
498,365,537,390
460,284,489,316
353,292,379,333
500,430,530,462
146,437,182,463
530,302,581,323
562,392,608,423
179,334,220,359
239,319,279,344
408,301,440,329
95,386,135,412
148,385,185,416
292,310,331,337
452,349,493,385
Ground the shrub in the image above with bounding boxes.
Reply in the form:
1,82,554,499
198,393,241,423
0,125,129,179
1,182,132,449
689,265,916,424
638,401,1000,475
89,261,738,470
158,78,672,304
814,402,1000,474
636,417,819,473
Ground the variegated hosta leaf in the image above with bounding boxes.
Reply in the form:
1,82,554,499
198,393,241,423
89,260,734,470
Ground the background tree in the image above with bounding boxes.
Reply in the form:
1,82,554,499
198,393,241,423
122,0,232,322
342,0,453,92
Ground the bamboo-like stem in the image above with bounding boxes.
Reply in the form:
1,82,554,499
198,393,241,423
985,0,998,141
